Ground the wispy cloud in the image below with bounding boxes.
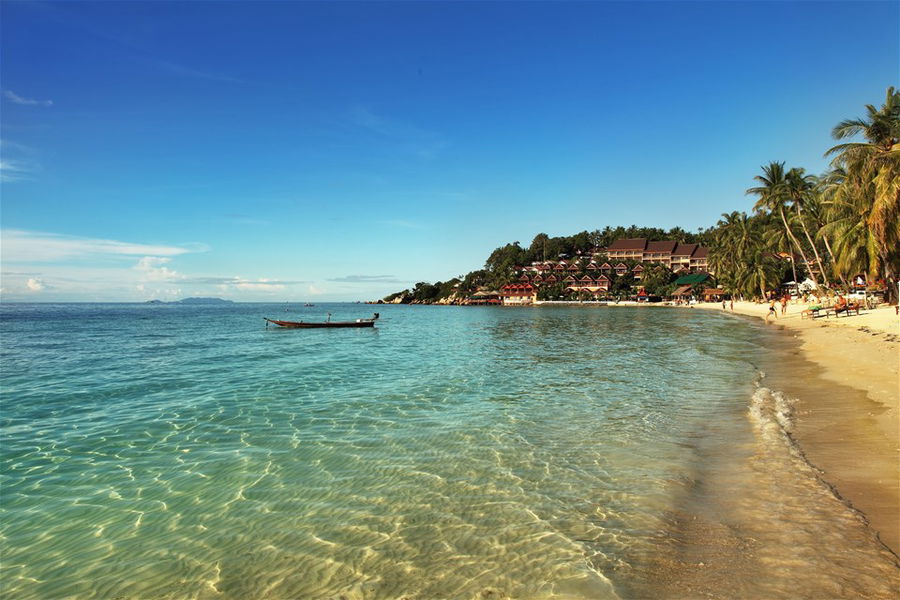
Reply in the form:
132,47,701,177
347,106,446,159
327,275,405,284
150,59,245,84
1,140,41,182
16,3,244,86
0,230,207,263
0,160,34,182
180,276,307,286
3,90,53,107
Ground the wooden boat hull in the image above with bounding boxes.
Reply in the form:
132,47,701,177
264,316,377,329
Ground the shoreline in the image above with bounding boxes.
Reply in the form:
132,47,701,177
693,301,899,555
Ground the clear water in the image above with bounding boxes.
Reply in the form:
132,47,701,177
1,303,896,599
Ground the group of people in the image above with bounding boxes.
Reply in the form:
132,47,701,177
765,293,791,323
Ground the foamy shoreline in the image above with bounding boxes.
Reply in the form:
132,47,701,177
693,300,900,556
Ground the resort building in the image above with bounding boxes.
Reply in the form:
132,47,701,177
499,283,536,305
601,238,710,273
503,238,713,304
605,238,646,262
642,241,678,266
467,290,502,305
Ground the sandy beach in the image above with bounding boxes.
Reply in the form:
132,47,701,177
694,300,900,555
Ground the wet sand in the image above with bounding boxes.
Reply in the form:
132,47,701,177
694,301,899,555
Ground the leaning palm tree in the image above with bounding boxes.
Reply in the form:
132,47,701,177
825,86,900,300
747,161,817,285
810,173,841,271
785,167,830,286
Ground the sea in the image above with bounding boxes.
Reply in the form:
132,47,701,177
1,303,897,599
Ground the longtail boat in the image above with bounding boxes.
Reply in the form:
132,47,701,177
264,313,379,329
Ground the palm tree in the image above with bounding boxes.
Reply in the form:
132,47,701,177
710,211,782,299
825,86,900,300
763,216,799,288
785,167,830,286
747,161,817,286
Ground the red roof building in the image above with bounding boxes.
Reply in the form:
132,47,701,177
499,283,536,305
605,238,647,261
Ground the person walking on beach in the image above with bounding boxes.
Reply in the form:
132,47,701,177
780,294,788,315
722,299,727,310
766,298,778,323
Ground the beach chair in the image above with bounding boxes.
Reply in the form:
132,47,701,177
834,302,861,317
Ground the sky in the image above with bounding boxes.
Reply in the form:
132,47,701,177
1,1,897,302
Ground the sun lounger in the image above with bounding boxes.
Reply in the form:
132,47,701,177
834,302,861,317
801,306,825,319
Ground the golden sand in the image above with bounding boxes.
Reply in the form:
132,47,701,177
695,301,899,554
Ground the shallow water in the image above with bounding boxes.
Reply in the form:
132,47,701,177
1,303,896,598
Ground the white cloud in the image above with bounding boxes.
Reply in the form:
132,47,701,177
3,91,53,107
308,284,325,296
134,256,182,281
1,230,206,262
233,278,285,292
26,278,44,291
328,274,404,283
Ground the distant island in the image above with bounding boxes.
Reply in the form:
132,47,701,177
145,297,234,305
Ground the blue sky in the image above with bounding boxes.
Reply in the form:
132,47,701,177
1,1,897,301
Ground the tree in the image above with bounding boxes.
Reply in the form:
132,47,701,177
825,86,900,302
747,161,818,286
709,211,781,299
785,167,830,286
640,263,675,296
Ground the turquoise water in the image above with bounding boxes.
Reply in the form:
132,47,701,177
1,304,896,599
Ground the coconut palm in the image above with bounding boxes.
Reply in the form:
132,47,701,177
785,167,830,286
710,211,782,299
825,86,900,299
747,161,817,285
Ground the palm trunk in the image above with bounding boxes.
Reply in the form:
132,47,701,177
779,207,817,285
795,203,829,287
820,233,847,286
790,255,799,296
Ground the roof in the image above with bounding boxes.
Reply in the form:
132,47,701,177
500,284,534,292
606,238,647,251
692,247,709,258
672,285,693,295
673,243,698,257
645,240,677,253
674,273,710,285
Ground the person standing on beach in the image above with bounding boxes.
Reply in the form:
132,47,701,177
766,298,778,323
722,299,727,310
730,299,734,311
781,294,788,315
